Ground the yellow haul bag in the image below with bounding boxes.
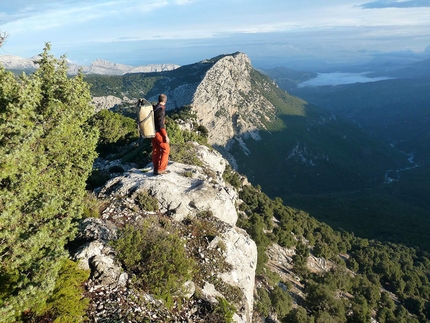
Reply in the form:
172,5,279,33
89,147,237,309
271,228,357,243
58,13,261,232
136,98,156,138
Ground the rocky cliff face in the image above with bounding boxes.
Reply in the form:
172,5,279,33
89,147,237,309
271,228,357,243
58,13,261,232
71,142,257,322
144,52,276,151
191,53,274,149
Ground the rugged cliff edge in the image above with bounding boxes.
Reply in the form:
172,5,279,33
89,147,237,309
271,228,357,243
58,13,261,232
145,52,277,154
190,53,273,149
71,142,257,322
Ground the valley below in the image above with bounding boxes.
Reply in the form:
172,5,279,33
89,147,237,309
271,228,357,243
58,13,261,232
270,70,430,251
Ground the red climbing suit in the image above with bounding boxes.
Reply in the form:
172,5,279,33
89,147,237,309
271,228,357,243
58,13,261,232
151,103,170,173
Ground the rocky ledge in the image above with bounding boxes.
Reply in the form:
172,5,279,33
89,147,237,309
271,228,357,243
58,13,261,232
71,142,257,322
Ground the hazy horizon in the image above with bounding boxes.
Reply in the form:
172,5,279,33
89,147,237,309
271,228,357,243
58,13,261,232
1,1,430,70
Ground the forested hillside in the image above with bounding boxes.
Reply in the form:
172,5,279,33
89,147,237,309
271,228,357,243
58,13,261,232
290,77,430,163
285,74,430,250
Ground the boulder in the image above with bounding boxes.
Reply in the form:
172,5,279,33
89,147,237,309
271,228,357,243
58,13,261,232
98,143,238,226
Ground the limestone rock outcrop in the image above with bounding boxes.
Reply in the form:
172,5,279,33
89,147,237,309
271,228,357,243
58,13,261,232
91,95,125,112
191,52,273,148
72,142,257,322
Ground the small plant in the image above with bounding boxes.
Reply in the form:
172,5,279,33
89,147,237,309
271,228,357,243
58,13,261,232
134,190,159,212
82,191,106,219
170,142,204,166
197,125,209,138
23,259,90,323
86,169,111,190
203,167,217,180
222,165,242,189
112,217,196,308
217,240,227,252
213,297,236,323
182,170,194,178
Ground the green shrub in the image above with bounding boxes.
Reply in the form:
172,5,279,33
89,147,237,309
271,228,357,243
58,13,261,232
197,125,209,138
223,165,242,189
86,169,111,190
134,190,159,212
90,109,138,157
168,105,197,121
284,307,314,323
182,170,194,178
270,285,292,318
82,191,106,219
201,296,236,323
166,113,208,146
170,141,203,166
91,109,138,145
112,217,195,308
22,259,90,323
213,297,236,323
120,140,152,167
44,259,90,322
255,288,272,317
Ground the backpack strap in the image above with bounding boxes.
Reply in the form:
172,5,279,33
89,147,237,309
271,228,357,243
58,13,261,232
138,110,153,125
153,103,162,112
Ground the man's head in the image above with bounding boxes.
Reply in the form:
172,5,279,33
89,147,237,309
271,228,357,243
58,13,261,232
158,93,167,103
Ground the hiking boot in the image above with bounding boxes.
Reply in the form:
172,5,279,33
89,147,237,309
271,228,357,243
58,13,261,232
156,169,170,175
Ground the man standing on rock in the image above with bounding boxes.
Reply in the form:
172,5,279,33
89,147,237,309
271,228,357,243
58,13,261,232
152,93,170,175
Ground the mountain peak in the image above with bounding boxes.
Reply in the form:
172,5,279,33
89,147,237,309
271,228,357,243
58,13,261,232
0,54,37,70
0,54,179,75
199,52,250,66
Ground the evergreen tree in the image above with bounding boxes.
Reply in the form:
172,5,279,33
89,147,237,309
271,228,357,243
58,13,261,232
0,44,98,321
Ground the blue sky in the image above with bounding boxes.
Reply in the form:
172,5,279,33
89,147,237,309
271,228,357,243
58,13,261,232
1,0,430,69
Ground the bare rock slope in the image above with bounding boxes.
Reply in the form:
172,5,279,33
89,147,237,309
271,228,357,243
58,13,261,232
72,142,257,322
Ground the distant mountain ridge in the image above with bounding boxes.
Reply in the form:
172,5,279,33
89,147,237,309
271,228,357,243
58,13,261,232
85,52,407,194
83,52,430,251
0,54,179,75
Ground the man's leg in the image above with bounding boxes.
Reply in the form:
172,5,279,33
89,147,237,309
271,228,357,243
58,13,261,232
151,138,160,174
158,142,170,172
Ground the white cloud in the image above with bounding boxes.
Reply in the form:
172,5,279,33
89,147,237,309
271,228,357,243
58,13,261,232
1,0,169,33
360,0,430,8
1,0,430,67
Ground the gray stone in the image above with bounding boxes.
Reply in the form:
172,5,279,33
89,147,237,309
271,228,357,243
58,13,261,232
74,240,104,270
77,217,117,242
98,145,238,226
90,254,128,287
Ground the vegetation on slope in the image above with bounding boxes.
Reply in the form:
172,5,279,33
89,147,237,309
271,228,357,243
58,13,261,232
0,44,98,322
94,102,430,322
222,167,430,323
284,75,430,250
233,69,407,195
